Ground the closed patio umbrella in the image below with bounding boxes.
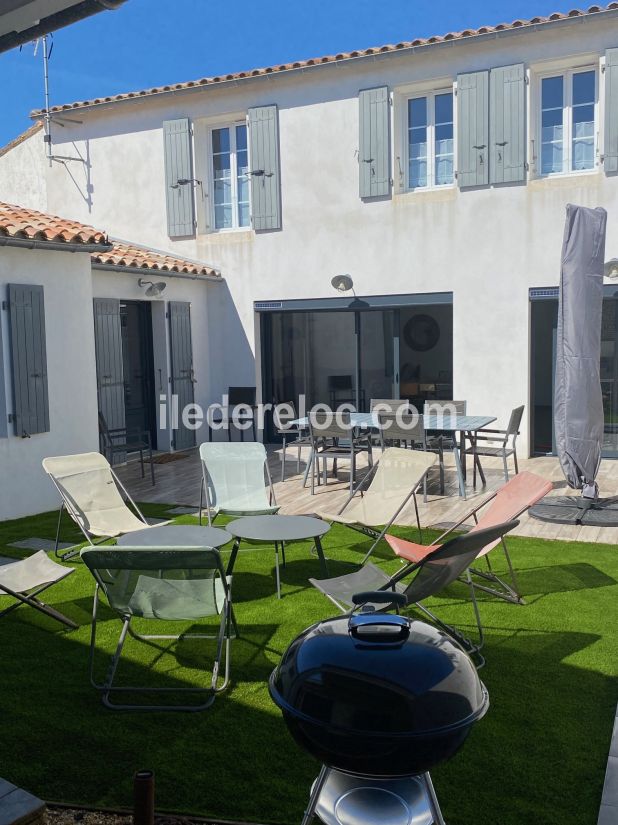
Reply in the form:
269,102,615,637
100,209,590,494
554,203,607,499
530,204,618,527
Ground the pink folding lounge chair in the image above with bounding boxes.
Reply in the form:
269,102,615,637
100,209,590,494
385,471,553,604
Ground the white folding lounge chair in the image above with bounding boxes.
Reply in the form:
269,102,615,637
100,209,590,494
314,447,436,563
199,442,279,526
0,551,77,629
42,452,162,560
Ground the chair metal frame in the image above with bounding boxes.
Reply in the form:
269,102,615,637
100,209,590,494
44,458,150,561
82,546,234,711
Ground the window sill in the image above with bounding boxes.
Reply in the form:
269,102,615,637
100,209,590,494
530,167,601,184
394,185,457,203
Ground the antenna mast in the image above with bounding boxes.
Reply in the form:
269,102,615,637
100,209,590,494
42,34,52,166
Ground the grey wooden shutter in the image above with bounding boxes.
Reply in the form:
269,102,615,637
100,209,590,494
604,49,618,174
169,301,196,450
457,71,489,187
248,105,281,231
7,284,49,437
93,298,125,456
163,118,196,237
490,63,526,184
359,87,391,198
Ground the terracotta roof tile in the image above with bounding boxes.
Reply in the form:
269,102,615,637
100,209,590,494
92,239,220,277
0,202,109,246
31,4,618,118
0,122,43,158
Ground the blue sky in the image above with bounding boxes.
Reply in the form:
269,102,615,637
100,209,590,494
0,0,585,145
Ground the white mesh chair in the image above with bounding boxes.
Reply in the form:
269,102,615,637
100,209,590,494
42,453,162,560
314,447,436,562
0,551,76,629
199,442,278,526
81,546,233,711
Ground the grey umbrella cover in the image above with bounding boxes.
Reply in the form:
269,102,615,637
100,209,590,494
554,203,607,493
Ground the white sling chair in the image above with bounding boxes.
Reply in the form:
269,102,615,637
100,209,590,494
0,551,77,629
42,452,162,560
199,442,279,526
315,447,436,562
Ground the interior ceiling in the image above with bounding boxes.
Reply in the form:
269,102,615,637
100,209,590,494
0,0,125,52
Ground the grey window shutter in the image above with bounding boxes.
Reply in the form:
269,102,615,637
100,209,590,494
604,48,618,174
359,87,391,198
93,298,125,454
7,284,49,437
490,63,526,184
169,301,196,450
163,118,196,237
457,71,489,187
248,105,281,231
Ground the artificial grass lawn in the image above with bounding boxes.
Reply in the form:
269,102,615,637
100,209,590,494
0,505,617,825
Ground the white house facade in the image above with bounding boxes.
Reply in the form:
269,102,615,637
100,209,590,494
2,6,618,460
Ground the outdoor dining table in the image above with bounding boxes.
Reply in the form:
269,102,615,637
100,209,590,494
291,412,496,499
226,515,330,599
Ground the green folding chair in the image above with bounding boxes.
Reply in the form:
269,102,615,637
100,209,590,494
81,546,234,711
199,441,279,525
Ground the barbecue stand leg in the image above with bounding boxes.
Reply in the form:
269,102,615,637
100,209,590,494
301,765,330,825
422,772,446,825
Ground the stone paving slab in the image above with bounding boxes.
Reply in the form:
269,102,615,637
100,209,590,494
8,538,71,552
0,778,45,825
164,507,201,516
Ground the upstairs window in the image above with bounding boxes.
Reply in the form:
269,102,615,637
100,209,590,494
211,123,250,230
540,68,596,175
407,91,454,189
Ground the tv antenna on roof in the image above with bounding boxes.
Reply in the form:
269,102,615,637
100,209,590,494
38,34,85,167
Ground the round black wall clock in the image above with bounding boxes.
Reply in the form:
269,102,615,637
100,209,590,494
403,314,440,352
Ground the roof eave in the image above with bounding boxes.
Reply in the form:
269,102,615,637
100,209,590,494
0,236,112,253
29,7,618,119
91,261,222,282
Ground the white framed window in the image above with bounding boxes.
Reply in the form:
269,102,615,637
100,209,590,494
538,67,597,176
405,90,454,189
210,123,250,230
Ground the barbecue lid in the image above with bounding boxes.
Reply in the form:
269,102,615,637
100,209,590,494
269,613,488,738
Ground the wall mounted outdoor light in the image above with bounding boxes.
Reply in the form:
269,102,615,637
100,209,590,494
138,279,167,298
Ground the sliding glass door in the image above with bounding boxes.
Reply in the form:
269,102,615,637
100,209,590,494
261,299,453,439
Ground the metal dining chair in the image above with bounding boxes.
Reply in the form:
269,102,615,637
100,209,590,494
274,402,311,482
307,410,373,494
465,405,524,486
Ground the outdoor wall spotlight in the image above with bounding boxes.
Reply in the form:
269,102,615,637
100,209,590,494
331,274,354,293
138,278,167,297
604,258,618,280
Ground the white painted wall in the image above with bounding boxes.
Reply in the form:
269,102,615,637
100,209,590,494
0,129,47,210
3,13,618,454
0,246,98,520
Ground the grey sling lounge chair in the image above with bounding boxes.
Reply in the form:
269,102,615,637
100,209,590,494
0,551,77,629
310,520,519,660
42,452,162,560
81,546,234,711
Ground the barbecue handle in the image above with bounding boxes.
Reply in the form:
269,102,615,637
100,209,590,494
352,591,407,607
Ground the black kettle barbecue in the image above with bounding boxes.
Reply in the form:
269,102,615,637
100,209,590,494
269,592,489,825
